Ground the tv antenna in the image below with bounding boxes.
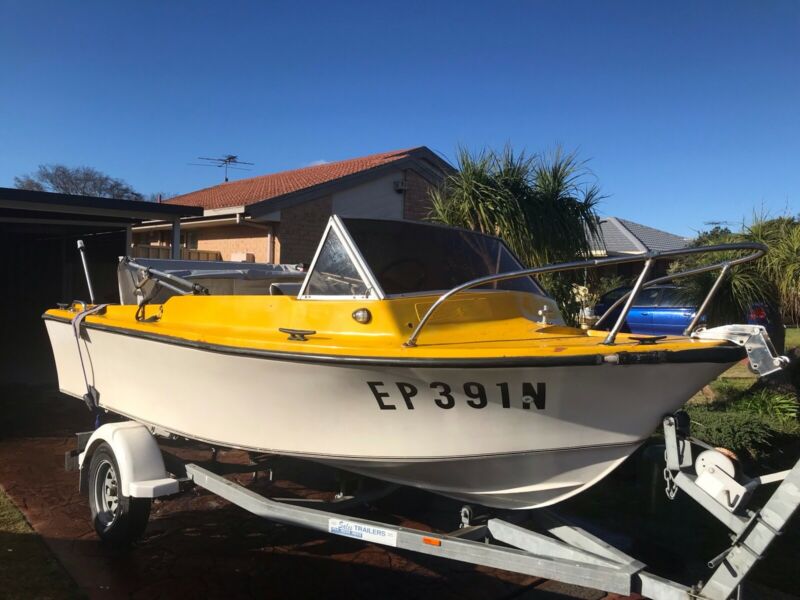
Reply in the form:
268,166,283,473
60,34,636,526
704,220,735,228
189,155,254,182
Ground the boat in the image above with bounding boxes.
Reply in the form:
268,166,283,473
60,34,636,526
42,216,785,510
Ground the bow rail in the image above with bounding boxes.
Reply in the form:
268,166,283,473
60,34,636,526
403,242,766,348
122,257,210,297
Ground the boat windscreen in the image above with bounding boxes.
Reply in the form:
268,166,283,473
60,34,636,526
341,218,545,296
304,229,369,296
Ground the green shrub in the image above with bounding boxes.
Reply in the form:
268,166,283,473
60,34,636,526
731,389,799,423
709,379,749,403
687,406,774,459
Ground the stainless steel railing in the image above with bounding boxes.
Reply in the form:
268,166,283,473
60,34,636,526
123,257,210,297
403,242,766,347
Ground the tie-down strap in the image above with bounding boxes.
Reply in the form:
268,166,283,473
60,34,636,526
71,303,109,410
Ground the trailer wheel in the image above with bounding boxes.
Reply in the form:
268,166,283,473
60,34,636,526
88,442,151,547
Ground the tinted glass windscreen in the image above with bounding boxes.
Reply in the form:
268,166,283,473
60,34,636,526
342,219,544,296
305,230,368,296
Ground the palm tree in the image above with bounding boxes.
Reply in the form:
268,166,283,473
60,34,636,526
747,217,800,326
670,216,800,353
428,146,602,323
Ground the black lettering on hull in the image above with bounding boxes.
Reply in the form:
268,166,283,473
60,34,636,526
368,381,547,411
367,381,395,410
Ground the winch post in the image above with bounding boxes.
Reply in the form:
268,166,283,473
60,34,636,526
663,415,692,471
701,457,800,599
662,415,800,600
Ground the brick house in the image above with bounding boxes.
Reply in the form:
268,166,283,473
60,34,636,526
133,147,454,264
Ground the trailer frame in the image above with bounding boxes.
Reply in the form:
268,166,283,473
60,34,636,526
70,415,800,600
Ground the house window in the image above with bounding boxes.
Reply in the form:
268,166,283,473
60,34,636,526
181,231,197,250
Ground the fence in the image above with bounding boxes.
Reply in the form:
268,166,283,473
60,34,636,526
130,245,222,261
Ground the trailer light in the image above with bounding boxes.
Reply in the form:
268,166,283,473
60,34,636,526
422,536,441,547
352,308,372,324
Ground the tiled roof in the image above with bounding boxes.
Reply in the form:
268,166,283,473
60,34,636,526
590,216,689,254
617,218,689,252
166,148,424,210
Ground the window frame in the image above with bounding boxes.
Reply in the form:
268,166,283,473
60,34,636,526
656,286,693,308
634,287,663,308
297,216,385,300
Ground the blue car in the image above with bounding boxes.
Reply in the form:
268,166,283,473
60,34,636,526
594,286,784,350
593,285,701,336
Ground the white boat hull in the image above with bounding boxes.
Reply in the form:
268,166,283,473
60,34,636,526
45,318,734,509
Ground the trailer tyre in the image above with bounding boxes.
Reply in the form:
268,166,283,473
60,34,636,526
88,442,151,547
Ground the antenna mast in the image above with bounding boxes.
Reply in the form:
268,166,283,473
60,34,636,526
189,155,255,182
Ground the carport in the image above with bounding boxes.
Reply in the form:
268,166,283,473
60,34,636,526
0,187,201,384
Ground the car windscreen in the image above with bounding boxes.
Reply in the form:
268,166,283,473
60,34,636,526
341,218,545,296
600,286,660,308
658,287,694,307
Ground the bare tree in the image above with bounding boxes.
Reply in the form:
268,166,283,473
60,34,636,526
145,192,173,203
14,164,143,200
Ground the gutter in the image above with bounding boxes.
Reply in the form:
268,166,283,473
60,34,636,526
235,214,272,231
132,214,276,233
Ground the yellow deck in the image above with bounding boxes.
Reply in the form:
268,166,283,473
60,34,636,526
45,290,729,359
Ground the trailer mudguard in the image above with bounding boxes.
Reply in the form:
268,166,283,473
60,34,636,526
79,421,179,498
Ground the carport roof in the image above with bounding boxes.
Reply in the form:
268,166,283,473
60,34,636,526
0,187,202,226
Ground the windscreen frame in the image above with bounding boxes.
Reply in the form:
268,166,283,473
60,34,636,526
297,216,385,300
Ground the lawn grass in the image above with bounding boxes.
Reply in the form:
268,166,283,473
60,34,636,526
689,327,800,403
0,487,83,599
785,326,800,351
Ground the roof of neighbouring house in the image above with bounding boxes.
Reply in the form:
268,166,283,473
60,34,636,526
166,147,452,211
590,216,689,255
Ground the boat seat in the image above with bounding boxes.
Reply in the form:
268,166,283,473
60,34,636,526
269,282,303,296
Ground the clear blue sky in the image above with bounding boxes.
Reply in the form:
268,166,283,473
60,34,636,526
1,1,797,236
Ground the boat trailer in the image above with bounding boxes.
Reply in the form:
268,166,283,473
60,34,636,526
67,414,799,600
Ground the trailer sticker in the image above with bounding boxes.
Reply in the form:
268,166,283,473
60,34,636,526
328,518,398,547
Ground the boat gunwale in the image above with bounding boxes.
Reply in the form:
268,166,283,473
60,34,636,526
42,313,746,368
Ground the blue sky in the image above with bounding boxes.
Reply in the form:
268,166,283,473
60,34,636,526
1,1,797,236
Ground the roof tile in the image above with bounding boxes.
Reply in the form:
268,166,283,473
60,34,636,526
166,148,421,210
591,217,689,254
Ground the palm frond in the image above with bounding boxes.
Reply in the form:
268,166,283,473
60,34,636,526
427,145,602,325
